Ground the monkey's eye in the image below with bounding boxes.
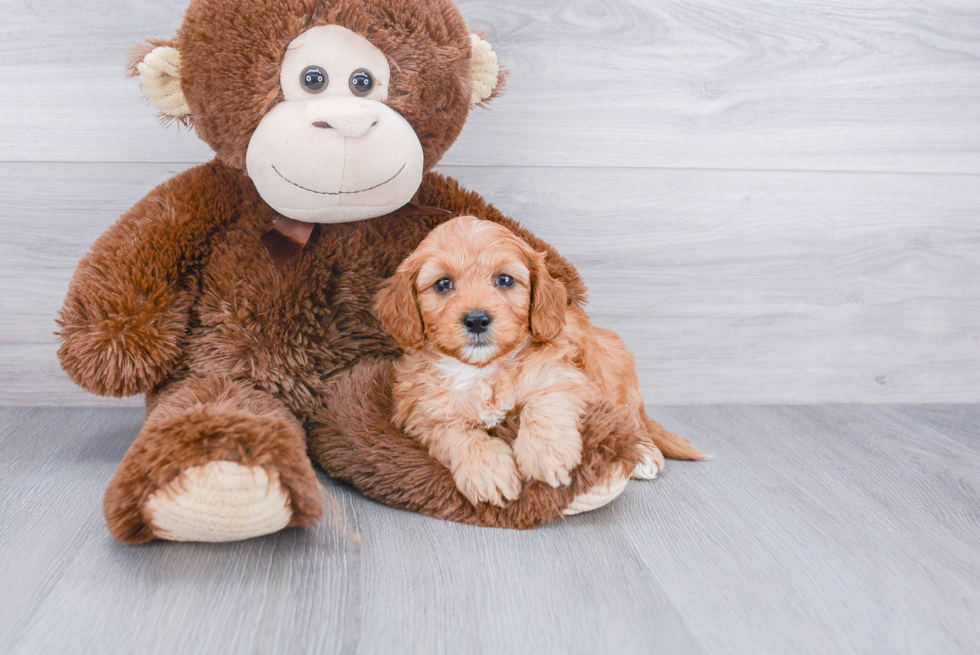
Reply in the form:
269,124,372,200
495,274,515,288
301,66,328,94
433,278,455,294
349,69,375,96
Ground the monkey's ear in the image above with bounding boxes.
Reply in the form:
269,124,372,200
469,34,507,106
129,41,191,120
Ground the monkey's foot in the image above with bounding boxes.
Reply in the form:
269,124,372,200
144,461,293,542
563,474,630,516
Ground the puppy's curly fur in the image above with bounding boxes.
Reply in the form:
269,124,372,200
376,217,703,507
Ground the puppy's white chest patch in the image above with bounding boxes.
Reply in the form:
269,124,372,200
434,356,516,429
434,356,490,391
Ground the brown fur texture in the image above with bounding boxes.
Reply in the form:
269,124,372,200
106,375,323,543
309,359,646,529
58,0,693,542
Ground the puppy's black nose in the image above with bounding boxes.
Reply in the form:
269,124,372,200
463,311,492,335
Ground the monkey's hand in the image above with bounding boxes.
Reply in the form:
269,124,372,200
57,283,192,397
57,162,242,396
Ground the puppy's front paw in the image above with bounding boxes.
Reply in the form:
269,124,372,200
453,439,522,508
514,425,583,488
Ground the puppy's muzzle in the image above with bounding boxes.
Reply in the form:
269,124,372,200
462,310,492,335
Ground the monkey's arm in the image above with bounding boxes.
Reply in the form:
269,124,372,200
418,172,588,307
57,161,243,396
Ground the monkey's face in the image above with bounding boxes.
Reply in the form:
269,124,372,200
245,26,424,223
137,0,504,222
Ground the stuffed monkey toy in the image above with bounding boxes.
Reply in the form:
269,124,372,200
58,0,701,543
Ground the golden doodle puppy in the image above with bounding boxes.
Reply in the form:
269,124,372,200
376,216,703,507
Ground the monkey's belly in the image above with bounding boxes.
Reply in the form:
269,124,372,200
181,245,396,417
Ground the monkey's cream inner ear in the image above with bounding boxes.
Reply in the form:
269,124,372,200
469,34,500,104
136,46,191,118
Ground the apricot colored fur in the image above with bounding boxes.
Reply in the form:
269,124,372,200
376,218,702,508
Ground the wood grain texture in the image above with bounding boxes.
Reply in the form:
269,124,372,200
2,162,977,405
0,0,979,172
1,405,977,654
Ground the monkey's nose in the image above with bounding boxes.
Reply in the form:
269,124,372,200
306,97,380,139
463,311,492,335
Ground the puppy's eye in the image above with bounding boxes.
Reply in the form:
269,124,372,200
495,274,515,288
433,278,455,293
301,66,328,94
349,69,374,96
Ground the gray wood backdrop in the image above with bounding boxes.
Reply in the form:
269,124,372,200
1,0,978,406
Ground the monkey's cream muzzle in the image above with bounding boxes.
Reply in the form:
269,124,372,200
243,26,422,223
246,95,424,223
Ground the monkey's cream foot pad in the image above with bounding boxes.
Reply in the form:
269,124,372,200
563,474,631,516
563,453,665,516
144,461,293,542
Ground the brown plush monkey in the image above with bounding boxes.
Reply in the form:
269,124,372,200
57,0,701,543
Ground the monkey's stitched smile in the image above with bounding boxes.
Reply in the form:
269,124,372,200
271,163,405,195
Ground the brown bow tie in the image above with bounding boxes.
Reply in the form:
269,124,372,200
260,203,452,271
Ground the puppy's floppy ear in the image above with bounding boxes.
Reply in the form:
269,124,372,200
527,249,567,343
375,258,425,349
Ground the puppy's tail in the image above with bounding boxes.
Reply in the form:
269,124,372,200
642,409,707,460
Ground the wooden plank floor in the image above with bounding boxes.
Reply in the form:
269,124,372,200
1,405,976,654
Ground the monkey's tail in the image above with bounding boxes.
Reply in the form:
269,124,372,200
642,408,707,460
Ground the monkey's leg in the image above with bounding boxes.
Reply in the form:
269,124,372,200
308,359,649,527
103,375,323,543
